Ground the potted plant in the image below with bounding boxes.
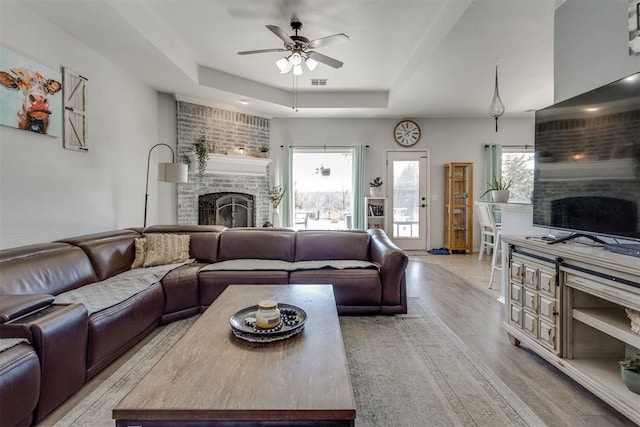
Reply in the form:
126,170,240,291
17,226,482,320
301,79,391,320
369,177,384,197
194,141,209,179
619,354,640,394
480,175,512,203
259,144,270,158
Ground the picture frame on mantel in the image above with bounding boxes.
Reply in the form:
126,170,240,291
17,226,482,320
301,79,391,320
630,0,640,56
62,67,88,151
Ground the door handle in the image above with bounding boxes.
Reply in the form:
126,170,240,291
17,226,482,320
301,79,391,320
421,204,426,208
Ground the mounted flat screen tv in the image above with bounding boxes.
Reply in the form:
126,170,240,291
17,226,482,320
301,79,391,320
533,72,640,241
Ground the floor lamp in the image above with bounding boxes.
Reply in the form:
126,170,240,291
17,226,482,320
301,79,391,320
144,143,188,227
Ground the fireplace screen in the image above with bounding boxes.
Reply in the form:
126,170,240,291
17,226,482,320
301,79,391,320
199,192,254,228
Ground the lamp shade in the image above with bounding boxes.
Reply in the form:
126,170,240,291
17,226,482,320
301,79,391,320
158,162,188,183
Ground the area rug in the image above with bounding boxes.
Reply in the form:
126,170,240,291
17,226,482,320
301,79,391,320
52,299,545,427
340,298,545,426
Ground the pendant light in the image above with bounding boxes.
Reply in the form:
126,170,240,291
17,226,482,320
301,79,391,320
488,65,505,132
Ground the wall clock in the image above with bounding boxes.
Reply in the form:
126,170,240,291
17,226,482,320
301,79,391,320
394,120,421,147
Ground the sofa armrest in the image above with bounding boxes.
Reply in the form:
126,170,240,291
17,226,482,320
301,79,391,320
368,229,408,310
0,294,55,324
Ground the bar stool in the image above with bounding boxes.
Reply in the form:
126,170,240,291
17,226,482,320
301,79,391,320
474,201,501,288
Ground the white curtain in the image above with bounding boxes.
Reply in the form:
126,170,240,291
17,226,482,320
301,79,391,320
280,146,293,227
352,145,367,229
483,144,502,199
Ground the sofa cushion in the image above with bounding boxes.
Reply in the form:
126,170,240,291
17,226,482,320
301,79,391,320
131,237,147,268
54,263,184,315
0,341,40,427
200,259,378,272
289,269,382,306
57,230,140,281
218,229,296,262
198,270,290,307
0,243,97,296
143,225,225,263
85,282,164,379
143,234,191,267
295,230,370,261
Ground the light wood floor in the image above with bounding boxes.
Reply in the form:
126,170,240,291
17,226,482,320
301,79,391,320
42,253,635,426
411,252,635,426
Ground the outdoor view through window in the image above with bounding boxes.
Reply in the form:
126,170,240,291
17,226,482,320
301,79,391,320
502,148,534,203
292,149,353,229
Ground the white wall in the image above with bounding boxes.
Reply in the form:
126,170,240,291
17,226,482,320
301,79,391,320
555,0,640,101
271,117,534,249
0,1,175,248
157,93,179,225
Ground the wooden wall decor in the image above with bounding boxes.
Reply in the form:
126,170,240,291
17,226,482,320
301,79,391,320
63,67,88,151
630,0,640,56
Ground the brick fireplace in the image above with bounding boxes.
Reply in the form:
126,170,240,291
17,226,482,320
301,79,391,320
175,100,272,227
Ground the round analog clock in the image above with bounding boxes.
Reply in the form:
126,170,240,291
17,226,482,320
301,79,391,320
394,120,421,147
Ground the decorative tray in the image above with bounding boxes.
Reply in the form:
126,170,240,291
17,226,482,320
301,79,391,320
229,303,307,343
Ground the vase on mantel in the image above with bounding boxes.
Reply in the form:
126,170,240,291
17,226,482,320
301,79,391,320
271,208,280,228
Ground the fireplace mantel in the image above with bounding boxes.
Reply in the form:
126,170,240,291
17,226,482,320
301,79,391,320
188,153,272,176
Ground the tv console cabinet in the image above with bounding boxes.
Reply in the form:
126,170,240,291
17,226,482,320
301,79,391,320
502,236,640,424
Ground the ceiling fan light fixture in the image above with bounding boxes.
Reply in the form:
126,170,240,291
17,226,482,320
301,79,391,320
305,57,318,71
275,57,290,72
290,52,303,66
293,64,303,76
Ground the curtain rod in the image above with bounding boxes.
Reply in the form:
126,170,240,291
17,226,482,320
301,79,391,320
280,145,369,148
484,144,533,149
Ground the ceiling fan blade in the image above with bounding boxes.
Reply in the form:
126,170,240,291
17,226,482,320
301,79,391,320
307,33,349,49
266,25,295,46
237,48,287,55
308,51,343,69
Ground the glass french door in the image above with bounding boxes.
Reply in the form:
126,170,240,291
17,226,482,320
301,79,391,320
386,151,429,250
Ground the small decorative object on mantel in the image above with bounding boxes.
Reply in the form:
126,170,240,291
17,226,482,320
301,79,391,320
488,65,505,132
194,139,208,179
259,144,270,157
480,175,511,203
369,177,384,197
619,353,640,394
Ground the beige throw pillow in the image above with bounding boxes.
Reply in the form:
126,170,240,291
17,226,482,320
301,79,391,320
131,237,147,269
142,233,191,268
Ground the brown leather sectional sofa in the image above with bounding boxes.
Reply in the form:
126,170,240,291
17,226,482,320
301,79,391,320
0,225,408,426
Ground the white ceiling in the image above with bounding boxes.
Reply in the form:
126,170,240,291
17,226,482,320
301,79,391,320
21,0,558,119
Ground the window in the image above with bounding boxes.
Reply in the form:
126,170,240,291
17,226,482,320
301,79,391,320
501,146,534,203
291,148,353,229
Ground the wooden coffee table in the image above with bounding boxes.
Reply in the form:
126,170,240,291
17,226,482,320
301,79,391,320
113,284,356,426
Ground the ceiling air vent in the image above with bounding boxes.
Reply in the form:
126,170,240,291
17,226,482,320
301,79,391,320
310,79,328,86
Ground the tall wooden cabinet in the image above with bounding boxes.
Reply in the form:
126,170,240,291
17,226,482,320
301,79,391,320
443,162,473,253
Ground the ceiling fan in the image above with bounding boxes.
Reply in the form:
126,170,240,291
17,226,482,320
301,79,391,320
237,19,349,75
